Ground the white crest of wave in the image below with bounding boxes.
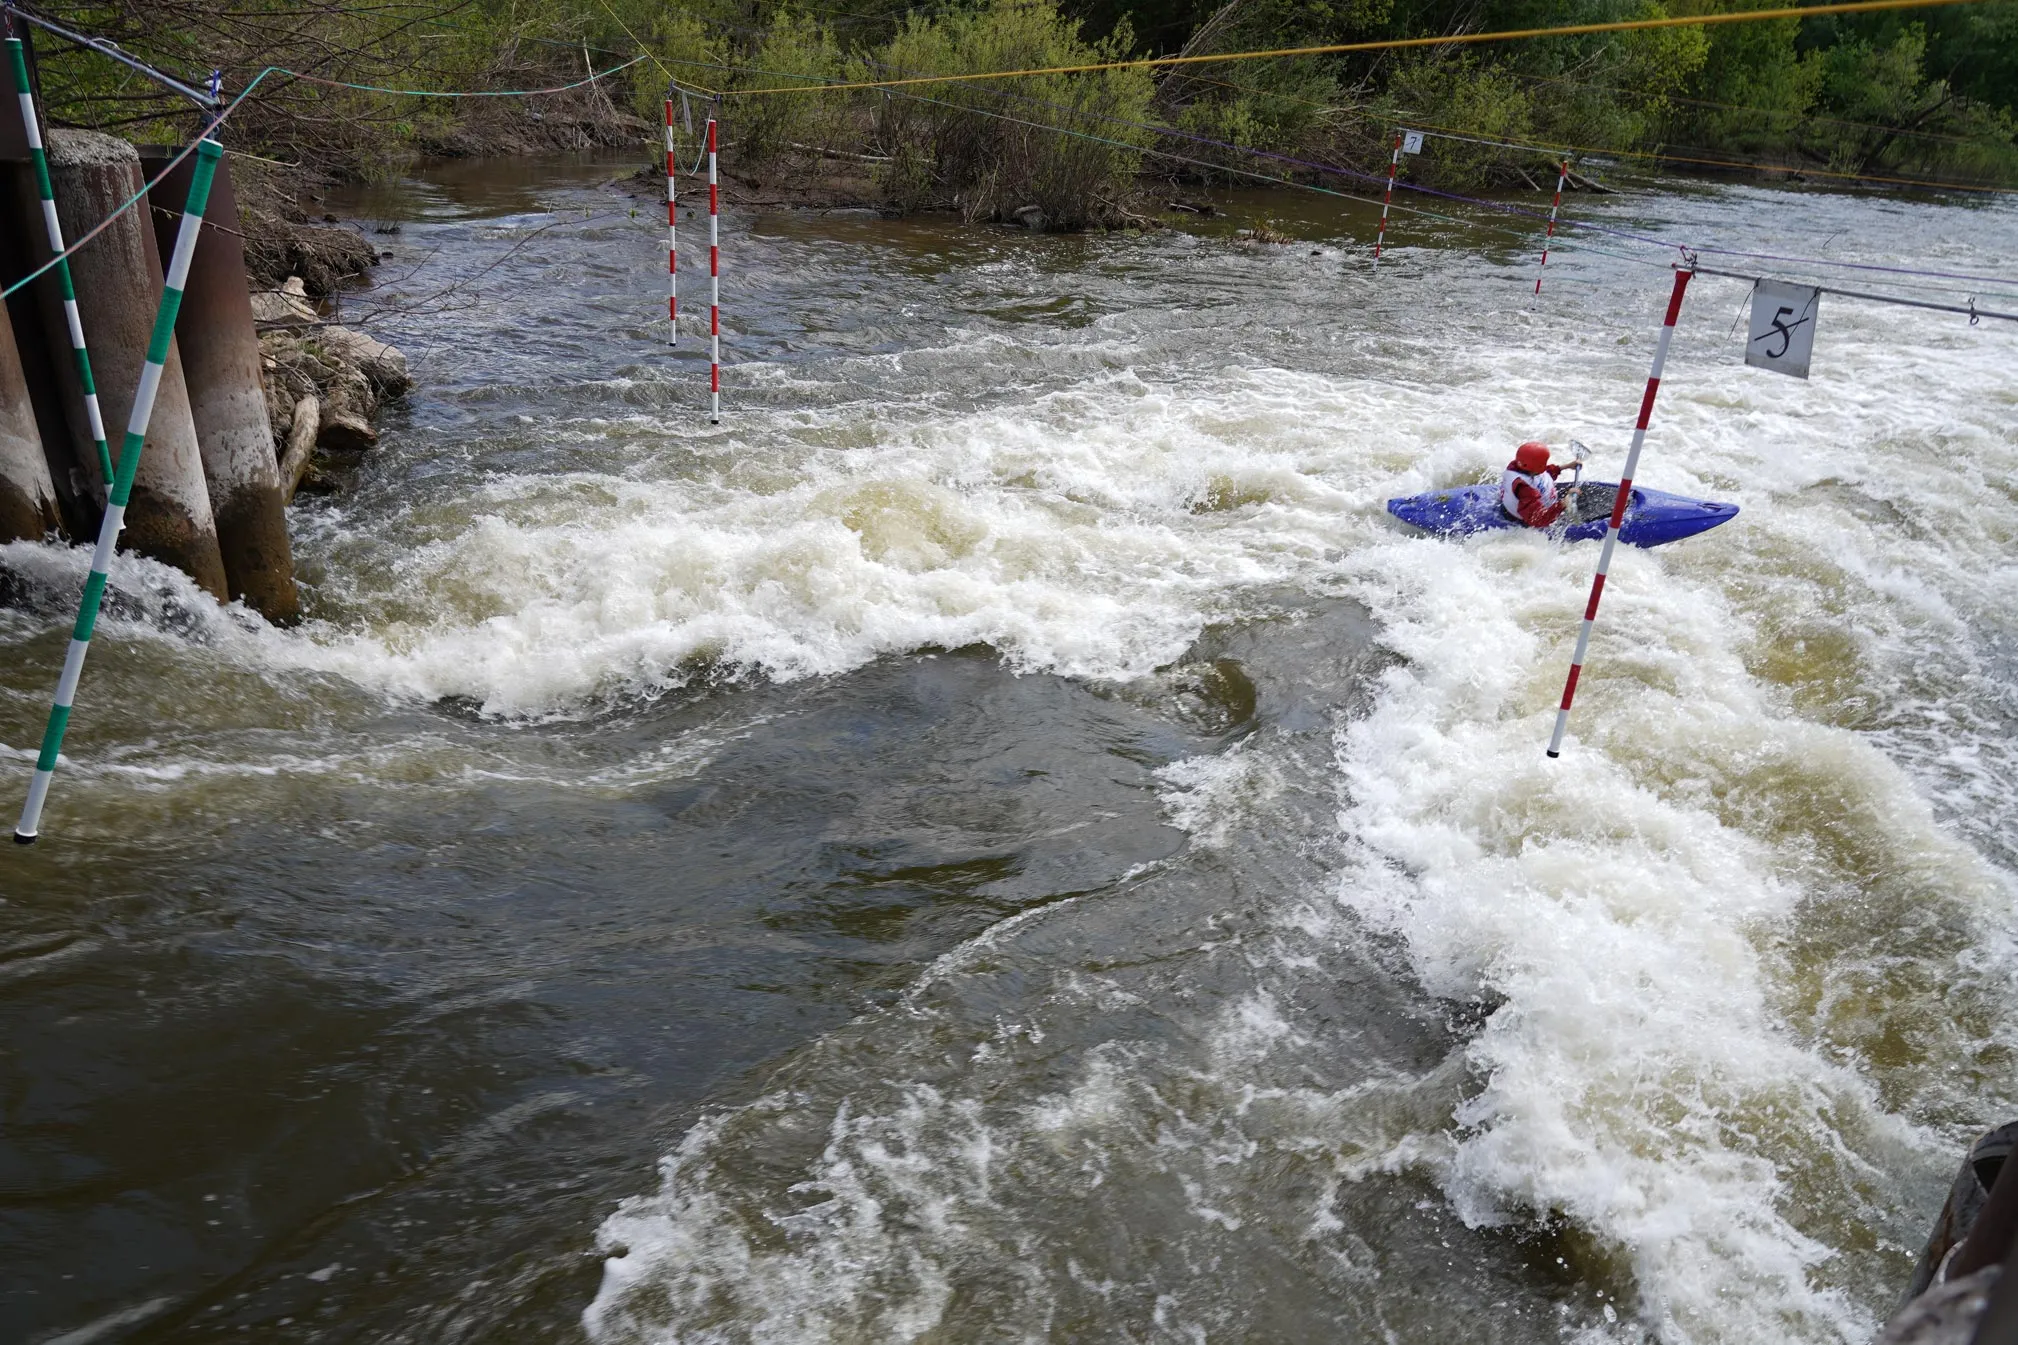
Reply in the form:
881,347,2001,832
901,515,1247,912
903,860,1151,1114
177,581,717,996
272,376,1357,715
1333,521,2007,1342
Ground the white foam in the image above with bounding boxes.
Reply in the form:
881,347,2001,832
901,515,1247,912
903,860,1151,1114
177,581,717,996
582,201,2018,1340
1157,744,1283,849
5,176,2011,1343
1323,276,2018,1339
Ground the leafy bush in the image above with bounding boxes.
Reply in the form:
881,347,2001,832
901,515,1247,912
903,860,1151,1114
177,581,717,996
864,0,1156,228
730,10,849,165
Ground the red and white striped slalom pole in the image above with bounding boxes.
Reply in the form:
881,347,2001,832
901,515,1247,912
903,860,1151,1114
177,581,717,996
1535,160,1568,296
1373,131,1401,268
1547,264,1694,759
664,98,678,346
707,113,720,424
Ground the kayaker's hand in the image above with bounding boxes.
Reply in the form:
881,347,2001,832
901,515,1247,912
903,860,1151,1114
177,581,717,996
1567,459,1583,470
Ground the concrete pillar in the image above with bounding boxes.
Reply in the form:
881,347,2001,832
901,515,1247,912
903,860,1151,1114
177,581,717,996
36,129,227,599
0,25,86,540
142,149,299,623
0,297,59,542
0,182,88,539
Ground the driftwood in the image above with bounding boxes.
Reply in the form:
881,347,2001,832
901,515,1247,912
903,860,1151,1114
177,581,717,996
317,408,377,452
279,395,319,504
1567,169,1619,194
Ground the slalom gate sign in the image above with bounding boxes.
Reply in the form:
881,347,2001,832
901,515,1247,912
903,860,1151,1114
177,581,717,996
1746,279,1821,379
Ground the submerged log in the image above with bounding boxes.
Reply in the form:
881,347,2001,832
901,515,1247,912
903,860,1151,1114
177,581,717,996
279,395,318,504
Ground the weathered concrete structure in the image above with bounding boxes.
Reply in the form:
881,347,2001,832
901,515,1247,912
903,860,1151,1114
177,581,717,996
0,32,88,540
36,129,227,599
0,299,60,542
142,149,299,622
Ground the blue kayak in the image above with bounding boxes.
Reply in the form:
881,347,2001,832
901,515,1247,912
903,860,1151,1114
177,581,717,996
1385,481,1738,548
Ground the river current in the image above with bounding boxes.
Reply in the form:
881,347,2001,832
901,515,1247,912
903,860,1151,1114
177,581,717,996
3,152,2015,1344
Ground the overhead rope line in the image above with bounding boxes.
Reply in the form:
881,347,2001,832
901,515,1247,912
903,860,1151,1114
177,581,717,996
0,50,650,300
3,4,217,106
688,2,2017,194
277,51,646,98
676,44,2018,294
1,68,267,300
1180,64,1999,152
588,0,721,98
1402,118,2018,194
654,9,2018,285
1144,68,2017,193
1691,265,2018,322
678,54,1706,278
717,0,1994,96
19,6,2008,307
688,52,2013,323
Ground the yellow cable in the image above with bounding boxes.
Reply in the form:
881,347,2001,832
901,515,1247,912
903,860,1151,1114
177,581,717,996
720,0,1990,96
593,0,721,96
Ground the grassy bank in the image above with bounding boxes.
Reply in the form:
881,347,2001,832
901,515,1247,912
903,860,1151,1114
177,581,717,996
21,0,2018,227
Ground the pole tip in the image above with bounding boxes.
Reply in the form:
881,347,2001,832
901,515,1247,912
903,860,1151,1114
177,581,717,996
1545,750,1559,759
13,829,37,845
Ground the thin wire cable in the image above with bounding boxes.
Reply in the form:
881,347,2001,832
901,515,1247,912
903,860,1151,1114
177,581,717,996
679,54,1670,273
656,11,2018,283
1404,116,2017,194
1,48,651,300
284,52,646,98
714,48,2008,318
717,0,1995,95
1,68,271,299
1182,62,2006,152
2,4,216,106
1145,67,2017,193
589,0,721,97
1693,265,2018,322
682,48,2018,292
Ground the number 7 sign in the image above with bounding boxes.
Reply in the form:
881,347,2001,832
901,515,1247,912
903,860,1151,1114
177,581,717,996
1745,280,1821,379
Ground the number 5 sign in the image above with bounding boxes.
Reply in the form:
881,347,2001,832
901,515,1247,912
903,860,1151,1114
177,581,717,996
1745,280,1821,379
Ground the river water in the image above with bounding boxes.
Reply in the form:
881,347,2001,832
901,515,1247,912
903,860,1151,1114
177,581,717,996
3,151,2015,1344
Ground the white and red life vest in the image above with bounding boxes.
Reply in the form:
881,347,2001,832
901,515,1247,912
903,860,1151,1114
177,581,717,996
1500,466,1557,519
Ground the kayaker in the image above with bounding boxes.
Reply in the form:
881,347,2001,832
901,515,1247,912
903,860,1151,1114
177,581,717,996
1500,441,1581,528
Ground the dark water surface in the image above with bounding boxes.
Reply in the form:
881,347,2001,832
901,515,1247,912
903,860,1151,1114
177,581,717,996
4,152,2016,1343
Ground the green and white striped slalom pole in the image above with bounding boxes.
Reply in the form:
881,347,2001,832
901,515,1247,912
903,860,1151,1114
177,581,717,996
7,34,114,486
15,137,224,844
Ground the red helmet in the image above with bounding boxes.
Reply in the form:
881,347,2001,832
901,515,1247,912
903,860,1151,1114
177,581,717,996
1514,441,1551,473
